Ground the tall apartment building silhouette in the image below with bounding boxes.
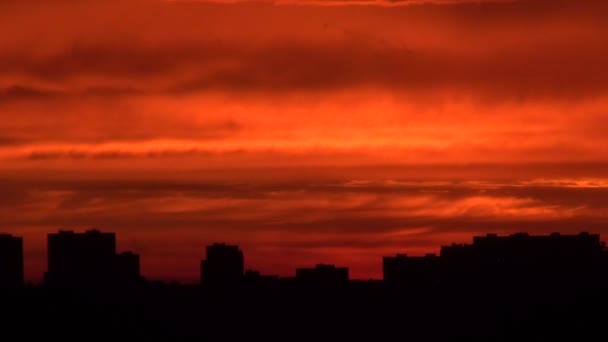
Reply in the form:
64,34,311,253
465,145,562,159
200,243,244,286
383,253,439,287
0,234,24,289
384,232,606,288
442,232,604,287
45,229,141,287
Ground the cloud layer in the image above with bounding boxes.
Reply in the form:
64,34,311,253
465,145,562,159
3,177,608,282
1,0,608,281
1,0,607,99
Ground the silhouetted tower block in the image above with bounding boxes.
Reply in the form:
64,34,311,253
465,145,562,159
45,229,117,286
383,253,439,287
439,243,477,287
0,234,24,289
200,243,244,286
114,251,141,284
295,264,349,285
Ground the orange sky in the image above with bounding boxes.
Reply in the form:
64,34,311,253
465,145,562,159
2,0,608,283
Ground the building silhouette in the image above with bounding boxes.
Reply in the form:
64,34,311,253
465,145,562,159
200,243,244,286
383,253,439,287
4,228,608,339
46,229,116,286
114,251,142,284
442,232,604,287
0,234,24,289
295,264,349,284
45,229,140,287
3,228,605,293
384,232,606,289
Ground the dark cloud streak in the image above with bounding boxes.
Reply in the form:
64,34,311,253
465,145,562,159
1,0,607,100
1,39,607,100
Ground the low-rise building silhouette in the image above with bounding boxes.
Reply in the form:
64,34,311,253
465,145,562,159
244,269,280,286
383,253,439,287
295,264,349,284
0,234,24,289
115,251,142,284
200,243,244,286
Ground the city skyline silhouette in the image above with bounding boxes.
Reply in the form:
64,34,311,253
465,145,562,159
2,228,608,287
2,228,607,339
3,0,608,338
3,0,608,286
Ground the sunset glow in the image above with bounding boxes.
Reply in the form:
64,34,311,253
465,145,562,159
2,0,608,282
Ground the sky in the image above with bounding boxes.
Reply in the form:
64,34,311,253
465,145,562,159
2,0,608,283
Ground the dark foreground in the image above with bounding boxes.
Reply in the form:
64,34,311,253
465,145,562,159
2,281,605,340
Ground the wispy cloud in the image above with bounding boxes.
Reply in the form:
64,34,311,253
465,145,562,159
3,177,608,281
2,0,608,282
